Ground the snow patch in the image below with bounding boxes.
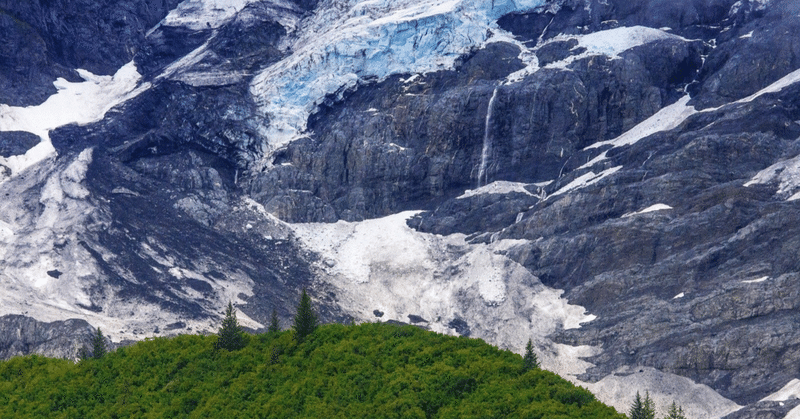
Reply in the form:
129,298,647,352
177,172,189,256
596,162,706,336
622,204,673,218
290,210,598,378
673,292,685,299
762,378,800,402
161,0,260,30
458,181,534,199
550,166,623,197
543,26,685,70
742,276,769,284
586,95,696,150
744,154,800,200
0,62,148,179
585,367,741,419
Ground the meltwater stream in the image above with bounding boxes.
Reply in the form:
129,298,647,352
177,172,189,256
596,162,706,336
477,87,499,187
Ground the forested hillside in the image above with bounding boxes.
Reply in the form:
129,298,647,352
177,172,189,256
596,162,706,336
0,323,624,418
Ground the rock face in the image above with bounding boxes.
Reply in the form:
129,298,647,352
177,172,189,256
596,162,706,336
3,0,800,417
0,315,94,360
0,0,183,106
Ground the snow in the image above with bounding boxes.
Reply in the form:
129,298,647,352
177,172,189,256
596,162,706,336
762,378,800,402
768,379,800,419
744,154,800,199
739,30,754,39
733,67,800,105
457,181,534,199
160,0,261,30
290,210,598,377
622,204,673,218
585,367,741,419
550,166,623,197
542,26,685,70
0,61,148,178
587,95,696,150
742,276,769,284
250,0,548,153
673,292,685,299
583,64,800,162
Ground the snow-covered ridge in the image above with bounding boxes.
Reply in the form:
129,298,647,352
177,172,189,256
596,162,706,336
250,0,547,152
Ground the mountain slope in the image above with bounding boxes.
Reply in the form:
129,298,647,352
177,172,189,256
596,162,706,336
1,0,800,417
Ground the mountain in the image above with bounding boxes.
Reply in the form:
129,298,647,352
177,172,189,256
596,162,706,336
2,0,800,417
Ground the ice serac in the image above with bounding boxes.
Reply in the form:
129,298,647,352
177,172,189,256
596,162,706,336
249,0,547,154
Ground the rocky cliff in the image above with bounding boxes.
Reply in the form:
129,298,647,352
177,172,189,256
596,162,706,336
2,0,800,417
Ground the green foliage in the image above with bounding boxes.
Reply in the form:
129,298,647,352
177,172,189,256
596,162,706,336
269,308,280,334
523,338,539,371
91,328,107,360
664,401,687,419
215,302,247,351
0,323,626,418
293,289,318,343
630,391,656,419
77,345,90,362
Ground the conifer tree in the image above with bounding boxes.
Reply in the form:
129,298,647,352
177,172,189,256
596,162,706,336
664,401,687,419
630,391,656,419
215,301,247,351
77,345,90,362
523,338,539,371
91,328,107,359
293,288,318,343
268,308,280,333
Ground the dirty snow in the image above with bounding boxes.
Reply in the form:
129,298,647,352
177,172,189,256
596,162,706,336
290,211,598,377
586,367,741,419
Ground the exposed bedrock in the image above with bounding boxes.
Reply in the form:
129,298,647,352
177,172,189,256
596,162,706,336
245,36,703,223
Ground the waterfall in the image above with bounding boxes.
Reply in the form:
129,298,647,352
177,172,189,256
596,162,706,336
477,87,499,187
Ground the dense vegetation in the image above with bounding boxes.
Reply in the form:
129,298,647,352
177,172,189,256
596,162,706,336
0,323,625,418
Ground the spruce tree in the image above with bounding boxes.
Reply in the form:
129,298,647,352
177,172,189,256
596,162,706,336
293,288,318,343
215,301,247,351
523,338,539,371
630,391,656,419
268,308,280,333
91,328,107,359
664,401,687,419
77,345,90,362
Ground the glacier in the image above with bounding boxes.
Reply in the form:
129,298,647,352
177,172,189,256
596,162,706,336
249,0,549,156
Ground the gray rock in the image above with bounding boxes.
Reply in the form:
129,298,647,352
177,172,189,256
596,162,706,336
0,315,94,360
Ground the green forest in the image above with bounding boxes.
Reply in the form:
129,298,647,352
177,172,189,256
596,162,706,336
0,322,626,418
